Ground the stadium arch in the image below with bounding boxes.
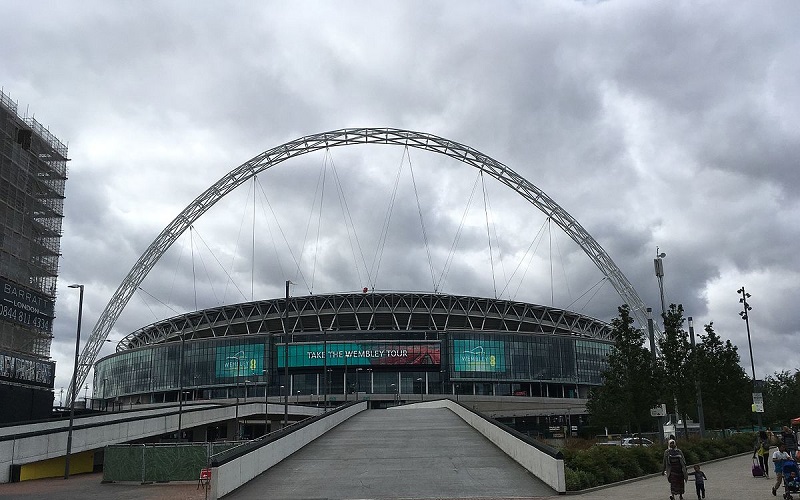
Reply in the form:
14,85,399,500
68,128,651,401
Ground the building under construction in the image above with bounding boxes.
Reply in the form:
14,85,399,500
0,89,64,422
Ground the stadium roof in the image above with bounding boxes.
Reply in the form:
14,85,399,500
117,291,612,350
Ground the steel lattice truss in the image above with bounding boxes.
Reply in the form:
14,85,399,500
118,291,612,349
70,128,652,401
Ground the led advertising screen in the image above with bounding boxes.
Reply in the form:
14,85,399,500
215,344,264,378
452,339,506,372
277,342,440,368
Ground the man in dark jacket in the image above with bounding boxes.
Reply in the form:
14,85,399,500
782,426,798,457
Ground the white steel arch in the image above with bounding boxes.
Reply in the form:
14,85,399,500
69,128,653,400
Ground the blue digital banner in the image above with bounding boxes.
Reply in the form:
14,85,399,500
452,339,506,372
215,344,264,378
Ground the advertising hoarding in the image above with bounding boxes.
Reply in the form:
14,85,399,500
0,278,54,331
452,339,506,372
214,344,264,378
277,341,440,368
0,351,55,387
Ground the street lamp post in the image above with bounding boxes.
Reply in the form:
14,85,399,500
417,377,423,402
688,317,706,438
323,330,328,410
262,369,268,436
279,385,285,427
738,286,762,429
64,284,84,479
177,334,185,440
653,249,667,320
296,390,300,404
283,280,292,427
356,368,362,400
227,355,242,440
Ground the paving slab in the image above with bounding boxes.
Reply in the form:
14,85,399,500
0,408,774,500
226,407,554,499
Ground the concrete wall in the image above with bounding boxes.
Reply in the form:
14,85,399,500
210,402,367,499
391,400,566,493
0,402,320,483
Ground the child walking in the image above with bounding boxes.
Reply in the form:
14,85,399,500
688,464,707,500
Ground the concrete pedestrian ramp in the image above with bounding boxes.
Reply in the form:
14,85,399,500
225,406,557,499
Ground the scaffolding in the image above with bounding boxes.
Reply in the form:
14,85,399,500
0,89,68,358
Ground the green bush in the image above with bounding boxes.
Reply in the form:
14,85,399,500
565,468,599,490
564,433,757,491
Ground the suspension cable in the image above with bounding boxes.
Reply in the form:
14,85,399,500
254,177,310,294
192,227,248,303
504,217,549,301
436,172,481,292
369,147,405,288
548,218,554,306
406,147,437,291
251,175,256,301
328,149,370,288
565,276,609,312
553,226,573,303
134,287,161,322
481,172,498,299
223,177,255,304
190,226,198,311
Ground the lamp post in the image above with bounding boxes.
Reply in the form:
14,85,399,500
296,390,301,404
417,377,423,402
283,280,292,427
279,385,285,427
738,286,762,429
227,355,242,439
262,369,268,436
688,317,705,438
64,283,84,479
653,249,667,321
356,368,362,400
323,330,328,410
177,334,185,440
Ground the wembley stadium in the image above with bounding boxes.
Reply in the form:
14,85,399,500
93,291,613,432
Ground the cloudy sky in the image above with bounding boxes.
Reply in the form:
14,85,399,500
2,1,798,400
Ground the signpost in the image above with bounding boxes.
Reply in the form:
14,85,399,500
651,404,667,444
752,393,764,413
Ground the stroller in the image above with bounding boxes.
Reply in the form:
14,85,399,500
783,461,800,500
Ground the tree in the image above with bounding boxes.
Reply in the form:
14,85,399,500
657,304,694,438
587,304,659,435
764,370,800,427
694,322,751,430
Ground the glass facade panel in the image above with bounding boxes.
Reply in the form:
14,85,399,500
94,330,610,402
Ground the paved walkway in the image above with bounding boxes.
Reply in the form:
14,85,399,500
0,407,783,500
227,407,554,499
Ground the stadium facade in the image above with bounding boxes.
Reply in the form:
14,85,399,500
0,90,65,422
94,292,613,425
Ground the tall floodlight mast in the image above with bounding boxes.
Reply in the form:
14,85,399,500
68,128,655,401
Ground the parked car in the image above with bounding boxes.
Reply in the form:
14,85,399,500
621,437,654,448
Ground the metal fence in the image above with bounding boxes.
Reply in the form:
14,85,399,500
103,442,241,483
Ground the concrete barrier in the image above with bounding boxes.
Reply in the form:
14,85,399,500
209,401,367,499
391,399,565,494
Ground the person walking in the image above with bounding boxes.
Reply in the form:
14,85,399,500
782,425,798,457
662,439,688,500
687,464,707,500
755,430,771,478
772,442,792,496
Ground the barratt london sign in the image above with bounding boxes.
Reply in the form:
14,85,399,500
0,278,54,331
